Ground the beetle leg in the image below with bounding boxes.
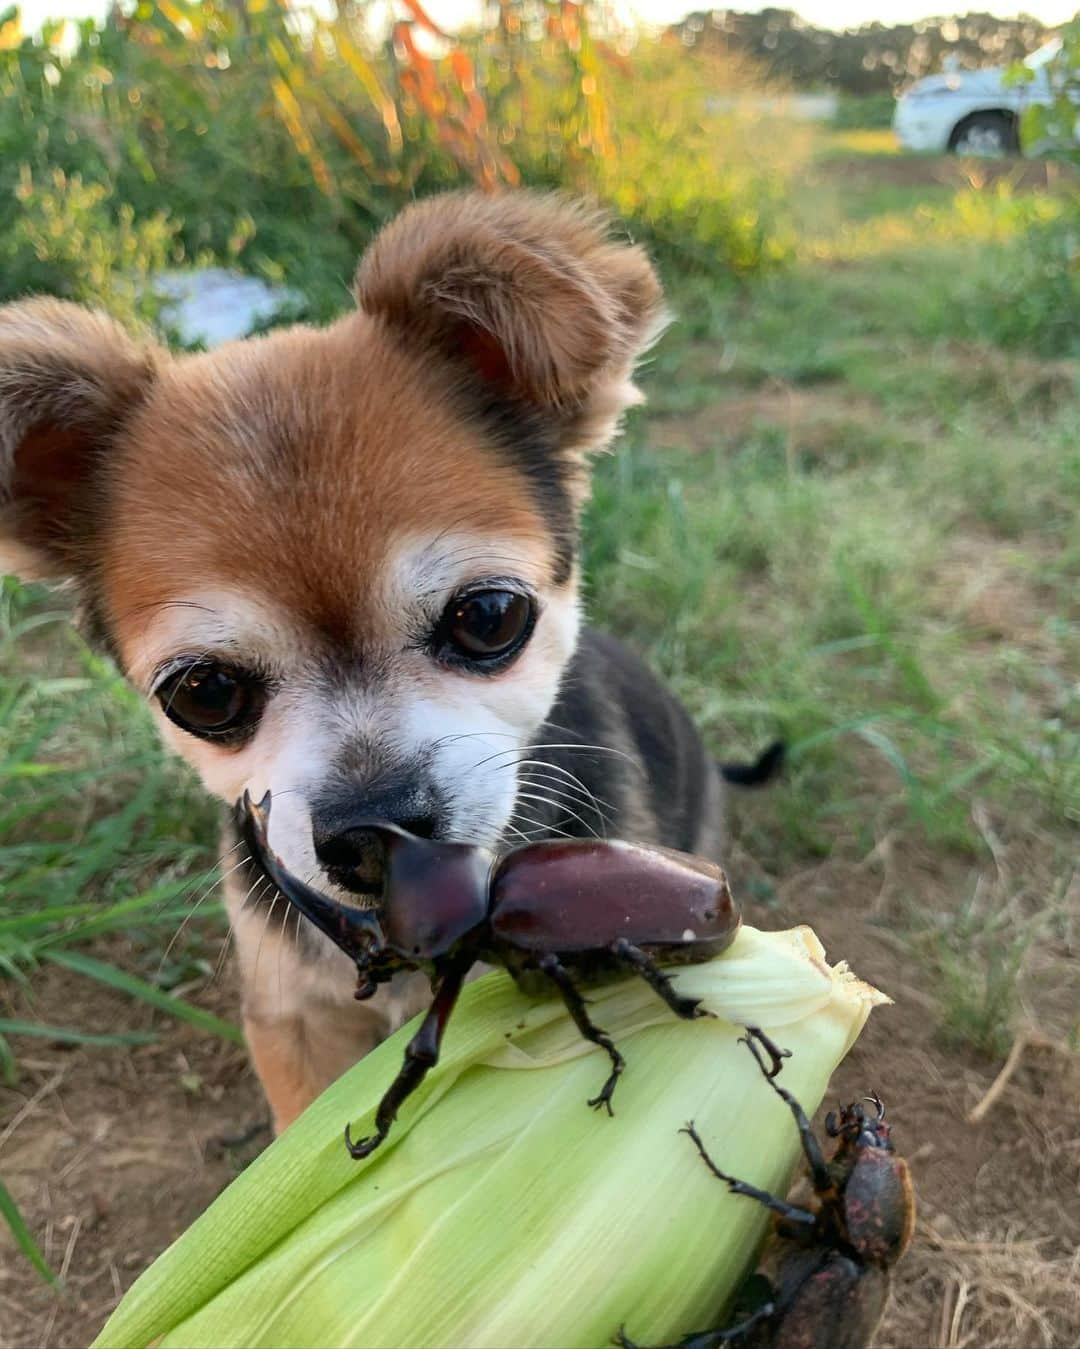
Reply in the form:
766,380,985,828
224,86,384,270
679,1301,778,1347
614,1299,777,1349
538,954,625,1116
610,939,715,1021
741,1025,790,1079
739,1031,832,1192
681,1123,817,1229
344,958,469,1160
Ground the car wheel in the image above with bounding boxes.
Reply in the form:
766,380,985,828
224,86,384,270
949,112,1018,157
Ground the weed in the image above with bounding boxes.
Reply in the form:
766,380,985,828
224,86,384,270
0,578,228,1028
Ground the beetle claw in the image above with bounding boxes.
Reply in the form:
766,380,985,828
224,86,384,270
588,1075,619,1115
344,1123,384,1159
740,1026,791,1079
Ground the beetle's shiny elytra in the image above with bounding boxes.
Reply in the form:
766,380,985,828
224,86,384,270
492,838,738,954
238,790,740,1159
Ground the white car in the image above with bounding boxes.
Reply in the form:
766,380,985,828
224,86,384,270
893,39,1062,156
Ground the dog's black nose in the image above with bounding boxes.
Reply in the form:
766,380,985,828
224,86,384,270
311,785,441,892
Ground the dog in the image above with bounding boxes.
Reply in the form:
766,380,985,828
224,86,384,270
0,191,779,1132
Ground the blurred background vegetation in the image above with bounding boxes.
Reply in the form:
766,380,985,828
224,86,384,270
0,3,1075,328
675,9,1054,94
0,0,800,326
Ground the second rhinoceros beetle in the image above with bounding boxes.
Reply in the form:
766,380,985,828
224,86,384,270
620,1029,916,1349
239,790,740,1159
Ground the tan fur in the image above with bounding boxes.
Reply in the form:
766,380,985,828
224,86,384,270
101,318,553,654
0,191,666,1129
242,1012,379,1135
356,192,666,416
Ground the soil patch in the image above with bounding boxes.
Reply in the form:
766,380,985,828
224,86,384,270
819,154,1076,195
651,385,889,463
0,956,265,1348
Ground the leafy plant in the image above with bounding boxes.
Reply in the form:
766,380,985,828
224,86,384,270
1018,18,1080,164
0,2,798,320
0,167,177,323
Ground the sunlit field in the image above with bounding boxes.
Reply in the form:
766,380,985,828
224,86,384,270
1,5,1078,1344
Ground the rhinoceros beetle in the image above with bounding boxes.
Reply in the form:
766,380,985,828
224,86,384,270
238,790,741,1159
620,1029,915,1349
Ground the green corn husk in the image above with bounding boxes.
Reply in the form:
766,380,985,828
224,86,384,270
95,926,888,1349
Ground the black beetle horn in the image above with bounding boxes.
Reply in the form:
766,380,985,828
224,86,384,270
237,791,385,960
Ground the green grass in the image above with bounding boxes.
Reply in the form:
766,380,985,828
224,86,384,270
0,579,234,1064
582,144,1077,1045
2,128,1078,1278
0,1177,57,1287
830,95,899,133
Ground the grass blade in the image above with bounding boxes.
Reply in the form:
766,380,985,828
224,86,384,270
0,1032,15,1086
0,872,212,936
0,1019,158,1047
835,555,941,712
0,1178,59,1287
44,951,243,1046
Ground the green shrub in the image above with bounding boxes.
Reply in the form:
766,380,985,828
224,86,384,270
831,94,896,131
968,209,1080,356
1018,17,1080,166
578,44,802,276
0,167,177,323
0,6,798,317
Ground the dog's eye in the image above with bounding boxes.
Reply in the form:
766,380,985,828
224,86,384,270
436,590,535,667
156,663,265,743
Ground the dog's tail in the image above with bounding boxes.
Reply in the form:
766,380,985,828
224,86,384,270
719,739,786,788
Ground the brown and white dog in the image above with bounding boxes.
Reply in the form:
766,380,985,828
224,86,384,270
0,192,777,1132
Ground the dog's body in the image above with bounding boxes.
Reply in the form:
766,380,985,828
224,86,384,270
0,191,749,1132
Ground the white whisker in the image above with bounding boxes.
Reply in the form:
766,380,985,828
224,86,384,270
514,760,616,816
513,789,604,839
509,808,576,841
210,926,235,988
246,884,278,1000
468,741,639,774
516,776,613,832
158,849,249,977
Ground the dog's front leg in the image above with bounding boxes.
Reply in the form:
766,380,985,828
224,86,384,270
242,1002,385,1135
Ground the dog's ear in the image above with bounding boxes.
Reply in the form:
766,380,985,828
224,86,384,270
0,298,162,581
354,192,666,452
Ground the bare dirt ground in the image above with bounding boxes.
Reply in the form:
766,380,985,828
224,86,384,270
2,832,1077,1349
0,959,266,1348
819,150,1075,194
